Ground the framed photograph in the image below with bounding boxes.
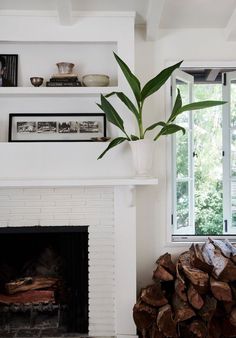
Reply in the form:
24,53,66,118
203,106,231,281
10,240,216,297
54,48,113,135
8,113,106,142
0,54,18,87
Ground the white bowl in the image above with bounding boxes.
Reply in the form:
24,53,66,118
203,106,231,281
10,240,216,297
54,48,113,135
82,74,109,87
56,62,75,74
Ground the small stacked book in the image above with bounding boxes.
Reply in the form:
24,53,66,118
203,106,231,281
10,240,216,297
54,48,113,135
46,73,81,87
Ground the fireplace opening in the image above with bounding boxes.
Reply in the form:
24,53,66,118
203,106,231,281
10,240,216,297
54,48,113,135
0,226,88,337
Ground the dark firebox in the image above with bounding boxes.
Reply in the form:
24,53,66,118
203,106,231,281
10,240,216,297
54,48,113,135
0,226,88,337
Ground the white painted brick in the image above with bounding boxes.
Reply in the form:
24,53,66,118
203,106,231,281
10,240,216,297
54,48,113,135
10,207,41,214
89,323,115,329
55,200,86,206
89,312,115,319
0,207,10,213
54,187,85,194
0,196,10,201
11,194,41,200
23,188,54,194
40,207,72,213
89,285,114,293
89,290,115,297
0,201,25,207
0,222,8,227
0,188,23,194
0,215,24,221
39,220,71,226
23,214,54,220
24,201,56,207
40,193,71,199
1,186,116,334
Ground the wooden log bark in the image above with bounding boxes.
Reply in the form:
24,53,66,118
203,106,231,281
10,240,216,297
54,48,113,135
202,240,236,281
149,324,165,338
5,276,58,294
198,295,217,322
209,238,232,258
0,290,55,304
153,265,174,282
221,319,236,337
156,304,177,337
210,277,232,301
229,307,236,326
140,284,168,307
133,300,157,331
174,261,188,301
225,239,236,263
187,283,204,310
190,243,214,274
172,292,195,322
208,318,222,338
178,251,209,293
175,278,187,301
189,319,207,338
156,253,176,276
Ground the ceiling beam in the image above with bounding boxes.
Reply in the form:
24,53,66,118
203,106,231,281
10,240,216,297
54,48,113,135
146,0,166,41
225,5,236,40
206,69,220,82
57,0,73,26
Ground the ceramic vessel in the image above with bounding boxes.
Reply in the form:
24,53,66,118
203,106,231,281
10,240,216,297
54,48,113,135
56,62,74,74
129,139,155,177
30,77,44,87
82,74,109,87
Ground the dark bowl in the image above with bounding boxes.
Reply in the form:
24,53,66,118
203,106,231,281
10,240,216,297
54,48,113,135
30,77,44,87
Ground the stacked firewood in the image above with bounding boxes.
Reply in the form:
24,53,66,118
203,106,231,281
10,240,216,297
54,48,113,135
133,238,236,338
0,248,62,306
0,276,59,305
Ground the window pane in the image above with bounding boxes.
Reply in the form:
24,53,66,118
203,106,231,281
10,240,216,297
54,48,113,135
232,131,236,177
193,84,223,235
176,181,189,229
231,181,236,227
231,80,236,127
176,131,188,178
176,80,189,126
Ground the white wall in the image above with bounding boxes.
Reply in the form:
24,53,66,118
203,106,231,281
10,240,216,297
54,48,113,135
135,27,236,289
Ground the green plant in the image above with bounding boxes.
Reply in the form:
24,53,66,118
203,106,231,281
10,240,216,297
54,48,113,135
97,53,226,159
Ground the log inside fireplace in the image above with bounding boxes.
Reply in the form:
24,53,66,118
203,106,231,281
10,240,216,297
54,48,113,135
0,226,88,337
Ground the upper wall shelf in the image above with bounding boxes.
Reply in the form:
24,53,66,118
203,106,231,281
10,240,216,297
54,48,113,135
0,86,118,96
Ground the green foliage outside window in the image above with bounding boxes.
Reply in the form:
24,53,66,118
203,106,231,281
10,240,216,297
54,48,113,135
176,83,223,235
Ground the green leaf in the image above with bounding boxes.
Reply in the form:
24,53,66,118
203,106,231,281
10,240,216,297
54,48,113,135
97,95,126,135
97,137,128,159
105,91,119,98
168,88,182,122
154,123,185,141
105,91,140,121
113,52,141,103
144,121,166,136
178,100,227,114
130,134,140,141
161,124,186,136
141,61,183,101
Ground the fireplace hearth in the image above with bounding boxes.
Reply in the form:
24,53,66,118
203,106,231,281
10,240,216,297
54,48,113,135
0,226,88,338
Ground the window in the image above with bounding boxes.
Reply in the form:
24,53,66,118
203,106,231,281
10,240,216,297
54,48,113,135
171,68,236,240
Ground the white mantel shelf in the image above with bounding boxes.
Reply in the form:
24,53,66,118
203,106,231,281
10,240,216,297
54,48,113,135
0,86,118,96
0,177,158,188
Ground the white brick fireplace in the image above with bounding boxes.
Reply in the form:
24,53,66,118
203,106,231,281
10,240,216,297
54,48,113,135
0,178,158,337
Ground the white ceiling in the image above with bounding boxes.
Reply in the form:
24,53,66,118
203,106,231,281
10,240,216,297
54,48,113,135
1,0,236,39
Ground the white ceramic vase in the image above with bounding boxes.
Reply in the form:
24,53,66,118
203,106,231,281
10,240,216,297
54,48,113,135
129,139,155,177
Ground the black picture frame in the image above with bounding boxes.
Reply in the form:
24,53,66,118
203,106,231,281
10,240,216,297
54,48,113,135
0,54,18,87
9,113,107,142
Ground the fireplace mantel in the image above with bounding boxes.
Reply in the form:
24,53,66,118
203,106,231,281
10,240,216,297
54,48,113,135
0,179,158,337
0,177,158,188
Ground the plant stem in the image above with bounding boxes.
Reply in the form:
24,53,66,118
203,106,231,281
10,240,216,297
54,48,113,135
138,102,144,139
153,131,162,141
